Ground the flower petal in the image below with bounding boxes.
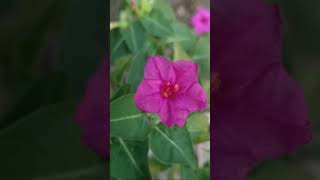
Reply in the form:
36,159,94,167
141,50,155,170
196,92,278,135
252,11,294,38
74,61,108,159
213,65,312,179
173,60,199,91
134,79,163,113
191,7,211,35
173,82,208,112
144,56,176,82
159,100,190,128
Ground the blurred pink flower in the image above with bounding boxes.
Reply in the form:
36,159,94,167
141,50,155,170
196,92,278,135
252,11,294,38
191,7,211,35
212,0,312,179
75,61,108,159
134,56,208,128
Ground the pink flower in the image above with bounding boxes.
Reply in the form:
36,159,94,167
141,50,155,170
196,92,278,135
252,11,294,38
75,61,108,159
133,56,208,128
191,7,211,35
212,0,312,179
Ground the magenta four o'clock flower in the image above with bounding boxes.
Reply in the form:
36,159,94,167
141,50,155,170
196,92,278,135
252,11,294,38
213,0,312,179
191,7,210,35
134,56,208,128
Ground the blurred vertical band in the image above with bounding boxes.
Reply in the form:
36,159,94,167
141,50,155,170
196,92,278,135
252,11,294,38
0,0,109,179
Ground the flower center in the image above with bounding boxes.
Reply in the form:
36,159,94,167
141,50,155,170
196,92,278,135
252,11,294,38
161,81,180,99
212,73,221,92
200,16,208,24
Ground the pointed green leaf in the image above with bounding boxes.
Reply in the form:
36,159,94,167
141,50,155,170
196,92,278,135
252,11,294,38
110,29,130,64
110,94,150,141
121,21,145,53
149,125,196,169
127,45,149,90
168,22,196,52
141,11,173,38
110,55,131,87
110,138,151,179
110,84,133,102
152,0,176,20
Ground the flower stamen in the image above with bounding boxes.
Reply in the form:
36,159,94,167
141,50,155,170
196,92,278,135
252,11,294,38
161,81,180,98
200,16,208,24
173,84,180,92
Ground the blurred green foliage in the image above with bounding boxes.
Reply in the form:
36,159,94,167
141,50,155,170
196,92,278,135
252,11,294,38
0,0,108,179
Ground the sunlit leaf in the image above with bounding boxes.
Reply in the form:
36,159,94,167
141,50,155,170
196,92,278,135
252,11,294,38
174,42,191,61
186,113,209,144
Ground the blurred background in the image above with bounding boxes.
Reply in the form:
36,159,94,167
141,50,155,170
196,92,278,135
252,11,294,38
248,0,320,179
0,0,107,179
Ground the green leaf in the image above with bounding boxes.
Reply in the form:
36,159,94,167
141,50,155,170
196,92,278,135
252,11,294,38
152,0,176,20
193,35,210,81
174,42,191,61
0,102,106,179
110,84,133,102
181,165,199,180
121,21,146,53
110,29,130,64
110,55,131,87
149,157,170,175
198,167,211,180
186,113,210,144
110,138,151,179
168,22,196,52
110,94,150,141
149,125,196,169
181,164,210,180
127,45,149,90
141,11,173,38
193,35,210,61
